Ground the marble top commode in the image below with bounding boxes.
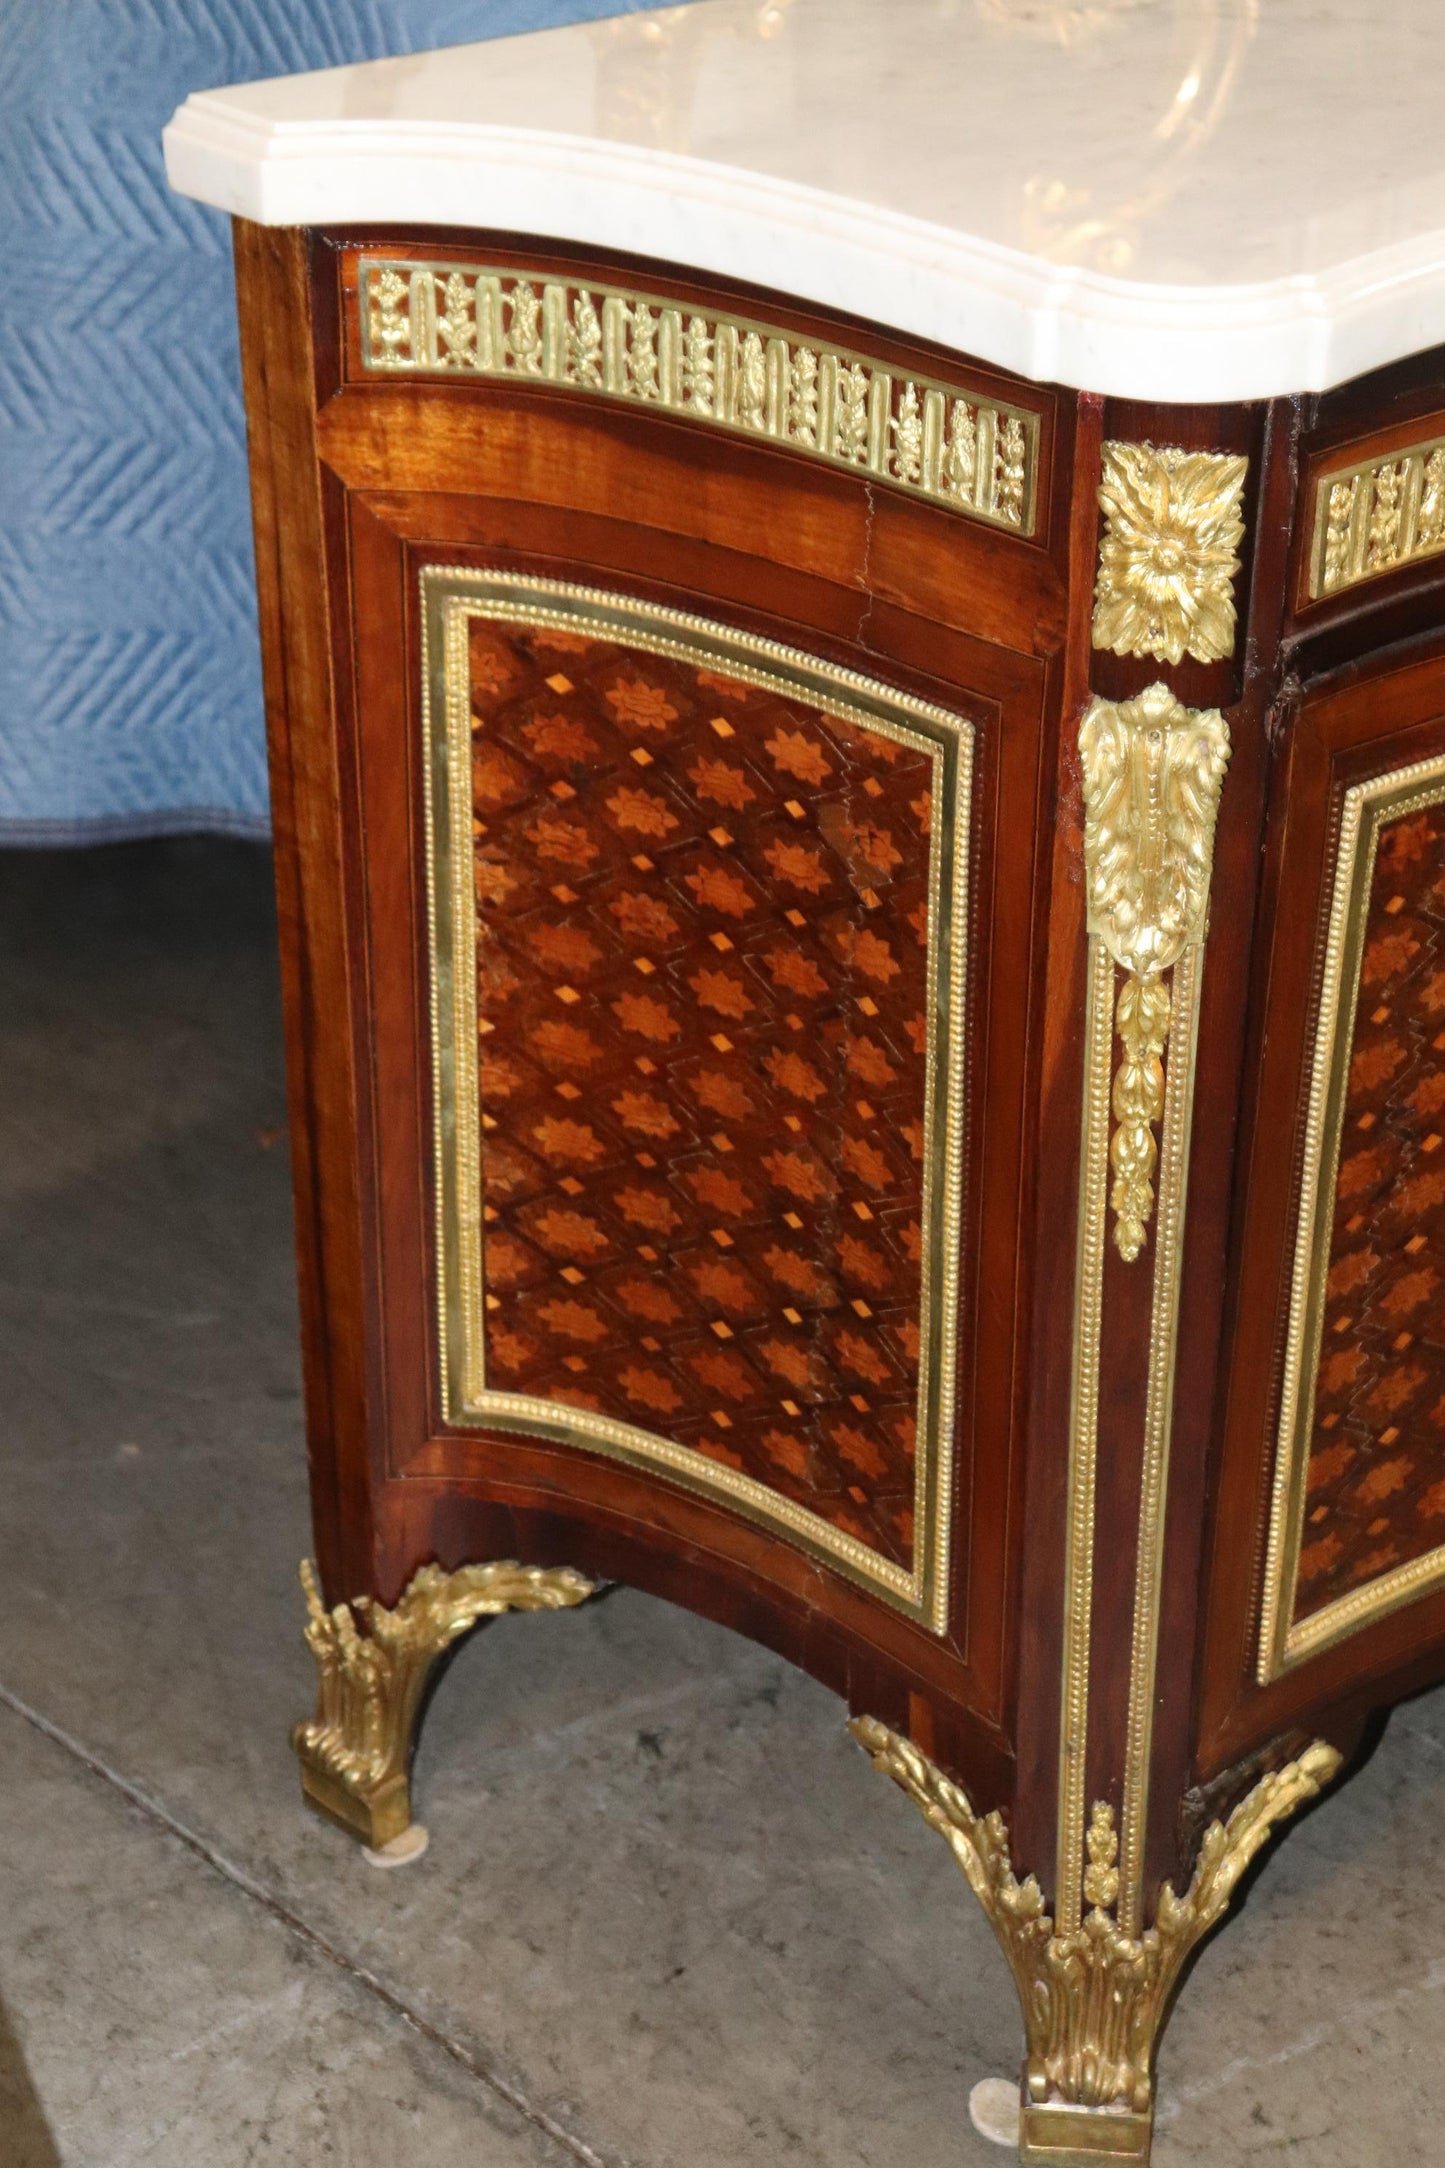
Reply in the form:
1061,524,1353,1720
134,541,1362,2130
161,9,1445,2164
165,0,1445,402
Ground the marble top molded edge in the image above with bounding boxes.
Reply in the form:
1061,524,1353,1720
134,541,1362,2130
163,0,1445,405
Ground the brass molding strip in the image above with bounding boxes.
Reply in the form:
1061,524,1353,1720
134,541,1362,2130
1259,753,1445,1680
1119,941,1203,1935
1307,432,1445,601
422,568,972,1634
1057,933,1116,1931
360,257,1038,535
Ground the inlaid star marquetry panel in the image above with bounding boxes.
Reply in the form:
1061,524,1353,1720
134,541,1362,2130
474,620,933,1564
422,572,972,1629
1296,800,1445,1619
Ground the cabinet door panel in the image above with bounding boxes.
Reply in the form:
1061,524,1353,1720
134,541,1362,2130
1203,643,1445,1765
422,568,970,1632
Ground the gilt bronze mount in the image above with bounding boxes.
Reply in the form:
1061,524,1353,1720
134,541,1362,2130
293,1558,597,1849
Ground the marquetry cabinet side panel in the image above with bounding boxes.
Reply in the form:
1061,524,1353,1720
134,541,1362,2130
341,503,1037,1758
1200,637,1445,1774
431,574,965,1631
291,227,1078,1808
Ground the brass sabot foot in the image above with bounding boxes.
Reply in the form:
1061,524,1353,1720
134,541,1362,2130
1018,2100,1153,2166
848,1716,1340,2166
292,1557,596,1850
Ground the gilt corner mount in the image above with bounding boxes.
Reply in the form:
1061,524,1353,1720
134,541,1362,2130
1079,685,1231,1264
293,1558,598,1849
1092,442,1248,667
850,1715,1340,2158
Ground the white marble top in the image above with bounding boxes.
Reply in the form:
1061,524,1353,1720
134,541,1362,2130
164,0,1445,403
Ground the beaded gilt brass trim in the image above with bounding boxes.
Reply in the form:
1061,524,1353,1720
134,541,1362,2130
1061,688,1229,1934
1119,939,1203,1934
1092,442,1248,666
422,569,972,1633
1259,754,1445,1680
1308,433,1445,601
293,1558,597,1848
360,258,1038,535
851,1716,1340,2150
1058,935,1115,1929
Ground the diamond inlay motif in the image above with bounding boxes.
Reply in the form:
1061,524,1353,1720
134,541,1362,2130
1297,800,1445,1618
467,616,936,1570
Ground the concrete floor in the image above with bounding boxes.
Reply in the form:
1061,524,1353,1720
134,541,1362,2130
1,838,1443,2168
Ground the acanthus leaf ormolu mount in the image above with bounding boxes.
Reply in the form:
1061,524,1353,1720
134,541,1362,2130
165,6,1445,2160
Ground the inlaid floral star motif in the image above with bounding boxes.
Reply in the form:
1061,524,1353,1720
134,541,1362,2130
620,1366,682,1415
611,1089,679,1140
1091,442,1248,666
605,678,678,731
530,1117,603,1164
537,1299,608,1343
